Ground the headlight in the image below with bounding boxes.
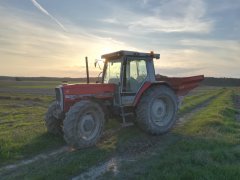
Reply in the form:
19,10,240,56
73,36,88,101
55,86,64,111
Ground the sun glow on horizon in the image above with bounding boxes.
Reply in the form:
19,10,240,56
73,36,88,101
0,1,239,78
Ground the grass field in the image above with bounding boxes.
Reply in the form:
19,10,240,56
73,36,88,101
108,89,240,179
0,80,239,179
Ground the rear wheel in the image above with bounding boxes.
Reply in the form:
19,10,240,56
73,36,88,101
45,101,63,135
63,100,105,149
136,85,177,135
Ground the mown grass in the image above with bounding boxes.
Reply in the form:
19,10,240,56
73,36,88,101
1,81,236,179
179,89,223,115
0,80,80,89
0,83,210,166
0,94,65,166
110,89,240,179
0,122,138,179
0,80,59,89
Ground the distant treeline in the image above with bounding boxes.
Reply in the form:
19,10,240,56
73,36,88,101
202,77,240,87
0,76,99,83
0,76,239,86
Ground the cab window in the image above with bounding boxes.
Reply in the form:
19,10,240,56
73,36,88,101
126,59,147,92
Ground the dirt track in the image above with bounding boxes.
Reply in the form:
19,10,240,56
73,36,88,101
0,147,68,174
73,98,215,180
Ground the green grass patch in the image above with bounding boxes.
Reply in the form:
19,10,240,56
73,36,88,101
1,146,111,180
0,124,148,179
0,80,80,89
179,89,223,115
179,90,238,138
0,94,63,166
0,80,59,89
111,89,240,179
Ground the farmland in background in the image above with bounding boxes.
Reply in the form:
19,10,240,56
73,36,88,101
0,78,239,179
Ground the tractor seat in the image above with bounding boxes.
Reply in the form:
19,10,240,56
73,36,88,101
127,77,140,92
108,78,120,84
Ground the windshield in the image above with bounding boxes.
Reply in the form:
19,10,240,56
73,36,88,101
103,61,122,84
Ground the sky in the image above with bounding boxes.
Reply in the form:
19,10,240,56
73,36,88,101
0,0,239,78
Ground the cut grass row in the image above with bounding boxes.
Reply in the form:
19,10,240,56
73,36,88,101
0,81,59,89
107,89,240,179
179,89,224,115
0,80,80,89
0,88,226,179
0,95,64,166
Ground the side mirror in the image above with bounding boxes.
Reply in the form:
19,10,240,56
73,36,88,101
96,72,103,84
94,59,104,70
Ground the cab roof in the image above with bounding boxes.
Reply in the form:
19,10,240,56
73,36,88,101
101,50,160,60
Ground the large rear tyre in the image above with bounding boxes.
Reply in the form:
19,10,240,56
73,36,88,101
63,100,105,149
136,85,177,135
45,101,63,135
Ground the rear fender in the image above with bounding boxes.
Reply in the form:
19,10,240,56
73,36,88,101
133,81,170,107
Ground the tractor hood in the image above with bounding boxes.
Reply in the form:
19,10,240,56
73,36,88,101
61,83,116,112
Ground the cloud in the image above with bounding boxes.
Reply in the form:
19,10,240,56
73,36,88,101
179,39,240,65
0,5,136,77
156,67,203,76
207,1,240,13
154,48,240,78
128,16,212,33
101,18,118,24
102,0,212,34
31,0,66,31
180,39,240,51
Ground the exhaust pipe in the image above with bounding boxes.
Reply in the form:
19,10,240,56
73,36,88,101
85,56,90,84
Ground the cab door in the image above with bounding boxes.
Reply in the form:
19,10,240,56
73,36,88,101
121,58,148,106
103,59,123,106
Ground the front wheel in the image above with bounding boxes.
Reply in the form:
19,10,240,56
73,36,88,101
63,100,105,149
45,101,63,135
136,85,177,135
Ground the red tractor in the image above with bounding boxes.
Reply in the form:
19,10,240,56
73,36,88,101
45,50,204,149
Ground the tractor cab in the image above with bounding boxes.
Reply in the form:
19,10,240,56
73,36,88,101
101,50,160,107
